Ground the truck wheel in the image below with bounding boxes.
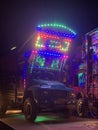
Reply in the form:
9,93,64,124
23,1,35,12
76,98,84,117
0,105,7,117
24,98,37,122
88,102,97,118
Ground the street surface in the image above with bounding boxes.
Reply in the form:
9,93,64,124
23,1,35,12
0,109,98,130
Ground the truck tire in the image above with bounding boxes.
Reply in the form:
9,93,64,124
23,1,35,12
0,105,7,117
88,102,97,118
24,98,37,122
76,98,84,117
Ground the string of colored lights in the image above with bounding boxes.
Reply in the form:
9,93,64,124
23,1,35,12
36,23,76,38
35,34,71,53
23,23,76,88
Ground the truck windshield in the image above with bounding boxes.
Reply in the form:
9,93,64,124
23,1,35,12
28,69,62,81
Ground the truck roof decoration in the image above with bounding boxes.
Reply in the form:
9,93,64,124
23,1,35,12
24,23,76,74
24,23,76,87
36,23,76,38
34,23,76,54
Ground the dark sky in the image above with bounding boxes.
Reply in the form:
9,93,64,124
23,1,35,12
0,0,98,54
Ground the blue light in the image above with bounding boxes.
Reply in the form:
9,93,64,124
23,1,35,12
36,25,76,39
52,31,55,34
93,54,97,60
24,53,29,58
45,29,49,33
71,34,75,38
38,50,64,57
57,32,61,36
36,27,42,31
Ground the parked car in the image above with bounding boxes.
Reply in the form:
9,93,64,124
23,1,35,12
23,79,76,122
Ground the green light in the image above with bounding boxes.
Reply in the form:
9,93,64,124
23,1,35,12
37,23,76,36
35,115,61,123
61,25,64,28
44,24,46,27
41,24,44,27
51,59,59,69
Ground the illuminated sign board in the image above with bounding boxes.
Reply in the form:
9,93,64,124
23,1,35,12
78,72,85,87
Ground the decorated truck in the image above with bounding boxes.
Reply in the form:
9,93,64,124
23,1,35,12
0,23,77,122
73,28,98,118
22,23,77,122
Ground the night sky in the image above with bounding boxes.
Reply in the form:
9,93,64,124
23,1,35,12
0,0,98,54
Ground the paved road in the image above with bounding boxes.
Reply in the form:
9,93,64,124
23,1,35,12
0,110,98,130
0,121,14,130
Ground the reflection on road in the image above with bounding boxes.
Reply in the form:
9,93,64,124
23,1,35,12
0,109,98,130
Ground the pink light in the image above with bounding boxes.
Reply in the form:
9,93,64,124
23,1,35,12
64,38,72,42
63,55,68,59
32,50,37,53
24,79,26,88
66,55,68,58
39,33,60,40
